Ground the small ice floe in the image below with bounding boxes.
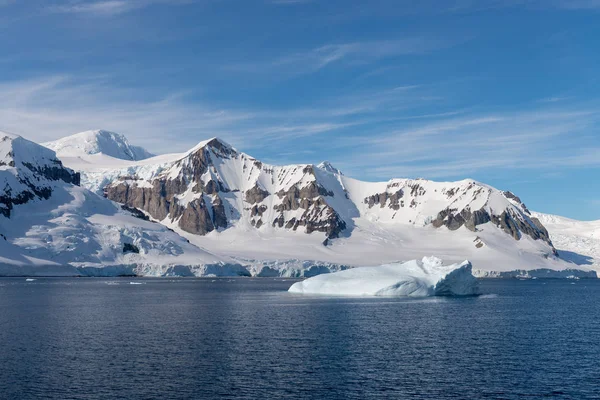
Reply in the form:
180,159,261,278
25,278,36,282
105,281,120,286
129,282,144,285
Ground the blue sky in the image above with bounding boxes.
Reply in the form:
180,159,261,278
0,0,599,220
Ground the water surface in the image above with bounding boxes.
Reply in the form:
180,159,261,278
0,278,598,399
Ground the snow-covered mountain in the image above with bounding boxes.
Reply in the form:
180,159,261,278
532,212,600,269
50,134,596,278
44,130,154,161
0,132,247,276
2,131,596,277
1,132,80,217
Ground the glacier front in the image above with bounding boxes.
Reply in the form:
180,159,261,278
288,257,479,297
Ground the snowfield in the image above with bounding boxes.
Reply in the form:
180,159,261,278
43,130,154,161
532,212,600,269
288,257,479,297
0,183,246,277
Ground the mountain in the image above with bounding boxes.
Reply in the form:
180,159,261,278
0,132,247,277
51,135,596,278
532,212,600,269
1,132,80,217
4,131,596,277
43,130,154,161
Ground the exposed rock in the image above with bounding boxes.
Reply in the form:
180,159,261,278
105,181,170,221
123,243,140,254
211,195,228,230
503,190,530,213
275,186,301,212
204,180,220,195
179,198,214,235
250,204,268,218
273,214,285,228
409,183,426,197
121,205,150,221
245,185,270,204
503,191,522,204
474,236,485,248
299,181,334,198
432,206,556,254
365,190,405,209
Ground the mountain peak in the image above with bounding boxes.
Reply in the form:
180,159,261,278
186,137,237,157
44,129,154,161
317,161,343,175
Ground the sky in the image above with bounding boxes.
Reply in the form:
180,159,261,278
0,0,599,220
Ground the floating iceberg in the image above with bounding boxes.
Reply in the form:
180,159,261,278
288,256,479,297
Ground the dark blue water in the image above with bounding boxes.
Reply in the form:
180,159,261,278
0,278,599,399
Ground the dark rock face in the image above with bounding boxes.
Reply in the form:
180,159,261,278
250,205,267,218
365,189,404,210
105,181,170,221
432,208,492,232
102,137,351,240
1,190,38,217
23,161,80,186
245,185,269,204
123,243,140,254
211,195,228,230
104,141,239,235
0,154,79,218
503,191,530,213
432,206,556,253
269,180,345,239
121,205,150,221
179,198,214,235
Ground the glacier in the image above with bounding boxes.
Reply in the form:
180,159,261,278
288,256,479,297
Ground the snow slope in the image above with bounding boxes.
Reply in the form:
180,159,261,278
532,212,600,270
44,130,154,161
288,256,479,297
46,134,595,277
0,183,247,277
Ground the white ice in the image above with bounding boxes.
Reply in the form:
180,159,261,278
288,256,479,297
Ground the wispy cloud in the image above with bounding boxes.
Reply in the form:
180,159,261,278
538,96,573,103
0,75,418,152
331,108,600,179
1,75,599,182
0,76,255,151
228,37,451,75
52,1,132,15
49,0,194,16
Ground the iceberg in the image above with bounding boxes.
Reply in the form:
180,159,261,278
288,256,479,297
